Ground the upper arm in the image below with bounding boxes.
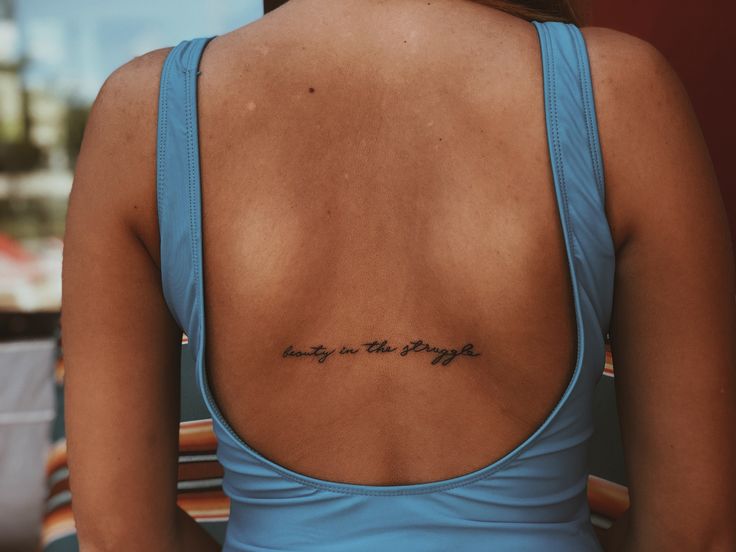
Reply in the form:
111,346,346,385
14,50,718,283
60,46,184,549
582,27,736,549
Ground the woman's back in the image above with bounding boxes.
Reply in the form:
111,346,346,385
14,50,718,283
191,0,591,486
62,1,736,551
151,2,615,548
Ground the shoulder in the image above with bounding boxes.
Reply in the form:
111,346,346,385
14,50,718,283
90,46,174,137
579,25,685,104
578,26,693,170
96,45,174,105
576,26,700,252
76,46,175,199
71,45,176,266
579,33,736,547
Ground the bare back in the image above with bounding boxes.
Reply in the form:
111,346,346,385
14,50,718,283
189,0,585,485
63,1,736,547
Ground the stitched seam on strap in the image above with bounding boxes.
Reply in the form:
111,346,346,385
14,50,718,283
550,26,577,270
183,41,200,324
546,22,585,429
156,45,176,325
156,58,170,237
570,25,605,202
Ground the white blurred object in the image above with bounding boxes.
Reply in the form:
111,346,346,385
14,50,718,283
0,19,20,63
0,234,62,312
0,338,56,551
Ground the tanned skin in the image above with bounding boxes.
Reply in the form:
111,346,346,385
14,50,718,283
62,1,735,550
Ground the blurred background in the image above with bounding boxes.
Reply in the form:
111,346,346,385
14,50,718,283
0,2,263,550
0,0,733,550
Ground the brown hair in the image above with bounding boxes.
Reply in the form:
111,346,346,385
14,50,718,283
263,1,587,25
469,0,585,26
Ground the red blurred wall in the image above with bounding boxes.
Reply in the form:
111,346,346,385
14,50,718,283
590,1,736,268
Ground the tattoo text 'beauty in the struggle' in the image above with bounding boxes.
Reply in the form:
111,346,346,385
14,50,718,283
281,339,481,366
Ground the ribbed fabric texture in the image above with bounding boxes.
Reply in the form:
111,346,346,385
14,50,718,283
156,20,615,551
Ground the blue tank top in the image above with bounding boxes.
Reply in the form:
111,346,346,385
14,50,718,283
156,20,615,551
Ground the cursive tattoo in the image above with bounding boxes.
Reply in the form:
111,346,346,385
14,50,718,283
282,344,336,363
399,340,481,366
281,339,481,366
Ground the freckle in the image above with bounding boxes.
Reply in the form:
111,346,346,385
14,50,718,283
403,40,407,43
247,101,256,111
309,87,315,93
327,209,331,216
439,137,442,141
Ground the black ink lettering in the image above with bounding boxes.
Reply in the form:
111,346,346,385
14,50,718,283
283,339,480,366
282,344,336,363
362,340,397,353
400,339,481,366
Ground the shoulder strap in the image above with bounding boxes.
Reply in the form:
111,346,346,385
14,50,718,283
156,36,216,345
531,21,615,388
156,26,614,369
532,21,607,201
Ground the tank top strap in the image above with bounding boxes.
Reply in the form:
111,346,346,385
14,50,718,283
532,20,616,360
155,26,615,383
156,36,216,350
